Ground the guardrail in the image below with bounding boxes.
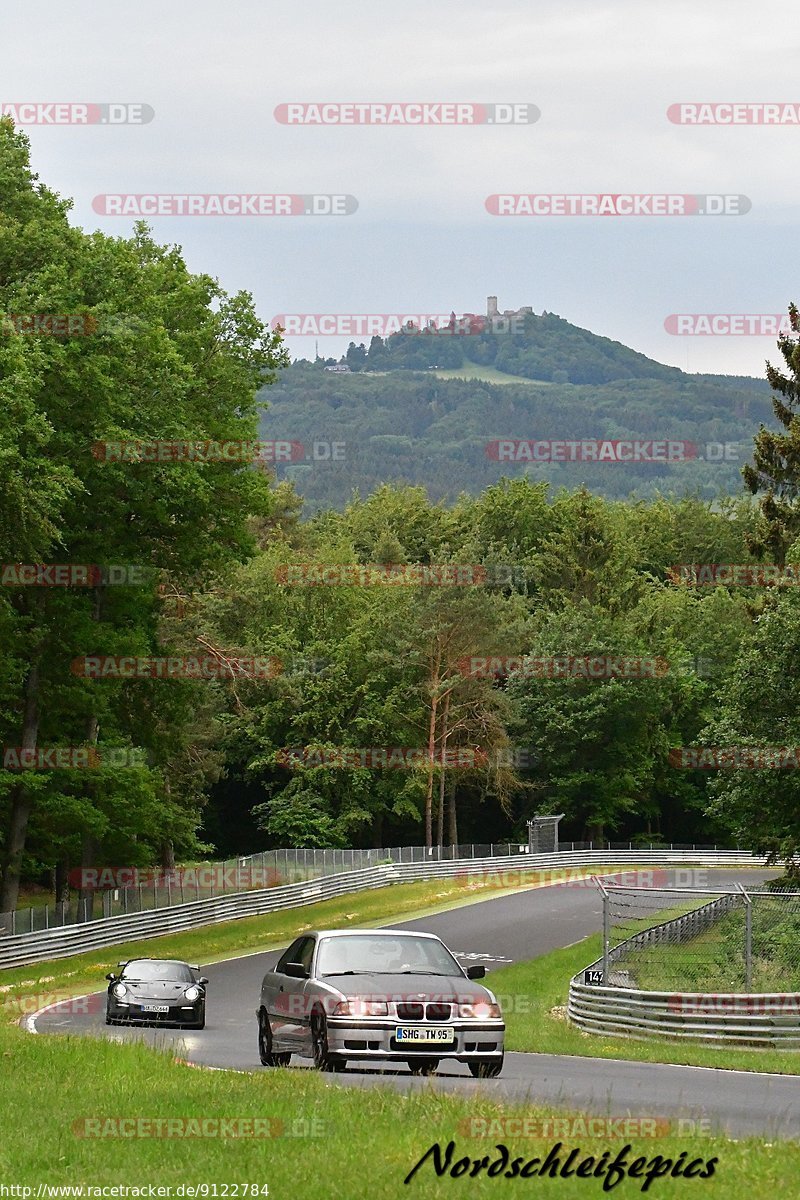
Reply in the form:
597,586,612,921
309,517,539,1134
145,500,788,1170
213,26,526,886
0,848,767,971
569,887,800,1046
3,840,741,935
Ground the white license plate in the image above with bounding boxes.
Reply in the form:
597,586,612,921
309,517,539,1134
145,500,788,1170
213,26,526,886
395,1026,455,1044
142,1004,170,1013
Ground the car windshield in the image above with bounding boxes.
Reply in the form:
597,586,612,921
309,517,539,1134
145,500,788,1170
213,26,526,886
317,934,462,977
121,961,193,982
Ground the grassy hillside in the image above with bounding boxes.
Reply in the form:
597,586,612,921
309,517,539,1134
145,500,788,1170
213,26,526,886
259,356,772,512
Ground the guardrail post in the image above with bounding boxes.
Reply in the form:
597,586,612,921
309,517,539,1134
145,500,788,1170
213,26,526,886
737,884,753,989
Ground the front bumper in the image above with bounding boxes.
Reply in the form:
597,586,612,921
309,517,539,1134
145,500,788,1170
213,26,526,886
106,999,204,1026
325,1018,505,1060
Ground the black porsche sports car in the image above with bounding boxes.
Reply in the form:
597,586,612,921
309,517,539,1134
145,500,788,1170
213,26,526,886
105,958,208,1028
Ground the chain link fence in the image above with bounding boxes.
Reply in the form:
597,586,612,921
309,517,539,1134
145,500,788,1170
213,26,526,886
1,840,736,936
598,881,800,993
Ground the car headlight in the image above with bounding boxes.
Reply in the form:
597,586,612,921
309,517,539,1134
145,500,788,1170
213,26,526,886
458,1001,502,1019
184,986,201,1003
112,983,127,999
332,999,388,1017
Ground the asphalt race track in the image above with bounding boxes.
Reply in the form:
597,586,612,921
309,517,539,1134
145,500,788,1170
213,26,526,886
31,868,800,1139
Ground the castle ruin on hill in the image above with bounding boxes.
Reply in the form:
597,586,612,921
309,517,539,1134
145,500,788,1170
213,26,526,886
486,295,534,320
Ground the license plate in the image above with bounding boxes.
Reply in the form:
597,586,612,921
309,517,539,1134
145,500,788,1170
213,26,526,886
142,1004,170,1013
395,1026,455,1044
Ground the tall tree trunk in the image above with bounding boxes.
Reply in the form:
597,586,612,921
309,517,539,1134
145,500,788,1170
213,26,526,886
448,782,458,849
424,662,441,848
54,859,70,905
436,692,450,847
0,663,41,914
77,714,100,920
77,832,96,922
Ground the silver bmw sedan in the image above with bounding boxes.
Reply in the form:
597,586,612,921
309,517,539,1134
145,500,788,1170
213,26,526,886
256,928,505,1076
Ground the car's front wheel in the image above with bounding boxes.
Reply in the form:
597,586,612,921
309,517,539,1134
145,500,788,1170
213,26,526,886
468,1054,504,1078
408,1058,439,1076
258,1008,291,1067
310,1011,345,1072
185,1004,205,1030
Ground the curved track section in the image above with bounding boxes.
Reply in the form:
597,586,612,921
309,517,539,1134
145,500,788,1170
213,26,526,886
32,869,800,1139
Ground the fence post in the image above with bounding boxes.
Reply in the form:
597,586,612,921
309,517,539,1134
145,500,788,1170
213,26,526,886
736,883,753,989
592,877,610,984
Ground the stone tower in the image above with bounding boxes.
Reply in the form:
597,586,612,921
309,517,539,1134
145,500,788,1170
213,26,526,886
487,295,498,318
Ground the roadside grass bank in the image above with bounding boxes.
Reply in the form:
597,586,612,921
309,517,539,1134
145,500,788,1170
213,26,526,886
0,1020,797,1197
0,866,640,1007
491,935,800,1075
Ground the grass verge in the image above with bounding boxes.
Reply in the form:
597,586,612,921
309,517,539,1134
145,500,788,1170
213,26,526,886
1,1017,798,1195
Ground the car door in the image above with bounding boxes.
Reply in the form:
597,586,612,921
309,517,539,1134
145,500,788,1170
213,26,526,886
269,936,316,1048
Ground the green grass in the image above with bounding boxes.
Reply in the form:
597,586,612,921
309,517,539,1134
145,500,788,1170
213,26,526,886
4,868,798,1193
1,999,798,1195
490,935,800,1075
428,364,551,386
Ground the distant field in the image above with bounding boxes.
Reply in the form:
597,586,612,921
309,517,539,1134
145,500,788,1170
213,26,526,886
429,364,552,385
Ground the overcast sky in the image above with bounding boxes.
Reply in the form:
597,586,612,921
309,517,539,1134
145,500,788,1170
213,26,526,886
2,0,798,375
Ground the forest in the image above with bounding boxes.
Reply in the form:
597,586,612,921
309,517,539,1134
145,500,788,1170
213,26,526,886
3,116,800,914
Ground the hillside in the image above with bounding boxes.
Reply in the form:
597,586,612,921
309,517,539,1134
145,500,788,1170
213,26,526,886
258,310,773,511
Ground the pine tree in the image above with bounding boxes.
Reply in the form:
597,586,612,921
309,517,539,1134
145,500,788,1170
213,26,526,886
742,304,800,562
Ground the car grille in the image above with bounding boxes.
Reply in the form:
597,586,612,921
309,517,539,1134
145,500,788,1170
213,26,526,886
395,1002,452,1021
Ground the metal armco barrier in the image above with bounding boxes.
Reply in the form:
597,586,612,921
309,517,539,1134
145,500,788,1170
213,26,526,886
569,887,800,1046
569,978,800,1046
0,849,766,971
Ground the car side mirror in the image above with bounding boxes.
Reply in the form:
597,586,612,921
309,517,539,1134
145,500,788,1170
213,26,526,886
466,965,486,979
283,962,308,979
106,973,116,981
198,977,209,985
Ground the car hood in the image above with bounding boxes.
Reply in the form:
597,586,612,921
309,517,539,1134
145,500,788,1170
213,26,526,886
114,980,195,1000
321,972,496,1005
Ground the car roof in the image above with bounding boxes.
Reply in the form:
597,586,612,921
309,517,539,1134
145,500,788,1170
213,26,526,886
307,929,441,940
122,958,191,966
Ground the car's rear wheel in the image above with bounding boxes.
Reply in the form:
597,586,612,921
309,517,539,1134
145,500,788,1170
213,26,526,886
258,1008,291,1067
408,1058,439,1076
311,1011,345,1072
468,1054,504,1078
